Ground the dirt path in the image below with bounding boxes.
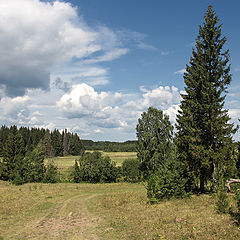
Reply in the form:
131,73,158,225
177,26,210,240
25,193,102,240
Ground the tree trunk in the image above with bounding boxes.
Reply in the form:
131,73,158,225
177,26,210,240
226,179,240,192
200,169,205,193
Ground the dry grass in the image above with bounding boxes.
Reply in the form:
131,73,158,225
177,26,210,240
1,181,240,239
94,191,240,240
101,152,137,166
45,151,137,170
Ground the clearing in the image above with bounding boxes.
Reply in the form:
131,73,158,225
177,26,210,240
1,181,240,239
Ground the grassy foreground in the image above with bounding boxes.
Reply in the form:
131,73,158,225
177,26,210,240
1,181,240,240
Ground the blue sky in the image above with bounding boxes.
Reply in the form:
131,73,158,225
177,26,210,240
0,0,239,141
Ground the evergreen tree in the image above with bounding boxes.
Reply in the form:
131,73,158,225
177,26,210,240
63,129,69,156
69,133,85,156
51,129,63,156
0,126,25,183
175,6,237,192
136,107,174,179
0,125,9,156
23,142,45,182
43,160,58,183
44,129,53,158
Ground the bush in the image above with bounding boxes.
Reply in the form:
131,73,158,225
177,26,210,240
216,191,229,214
43,161,58,183
235,189,240,222
75,151,118,183
146,159,188,203
122,158,140,182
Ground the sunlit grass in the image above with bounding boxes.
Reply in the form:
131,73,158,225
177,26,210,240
1,181,240,239
45,151,137,170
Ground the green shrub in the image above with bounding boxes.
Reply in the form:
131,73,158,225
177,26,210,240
75,151,118,183
216,191,229,214
234,189,240,222
43,161,58,183
12,171,23,185
147,159,188,203
122,158,140,182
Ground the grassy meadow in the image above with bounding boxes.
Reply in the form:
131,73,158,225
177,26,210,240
45,151,137,168
1,181,240,240
1,152,240,239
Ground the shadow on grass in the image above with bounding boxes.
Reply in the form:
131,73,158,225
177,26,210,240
229,208,240,226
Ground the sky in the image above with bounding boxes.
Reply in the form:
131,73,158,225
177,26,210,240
0,0,239,141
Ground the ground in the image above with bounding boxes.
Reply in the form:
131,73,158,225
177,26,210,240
1,181,240,240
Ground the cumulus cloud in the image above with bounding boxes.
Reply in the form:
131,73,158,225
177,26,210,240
57,83,123,118
0,0,128,96
57,83,182,131
0,95,30,118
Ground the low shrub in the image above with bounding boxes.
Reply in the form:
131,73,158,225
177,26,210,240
216,191,229,214
122,158,140,182
146,159,188,203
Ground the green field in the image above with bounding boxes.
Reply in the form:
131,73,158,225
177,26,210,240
45,151,137,169
1,181,240,240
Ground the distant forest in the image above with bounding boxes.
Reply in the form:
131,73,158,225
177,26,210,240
0,125,84,158
0,125,137,157
82,140,137,152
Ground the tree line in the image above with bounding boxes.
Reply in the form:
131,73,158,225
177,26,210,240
0,125,85,158
0,125,84,184
81,140,137,152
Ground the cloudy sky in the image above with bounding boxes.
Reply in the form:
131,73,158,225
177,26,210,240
0,0,239,141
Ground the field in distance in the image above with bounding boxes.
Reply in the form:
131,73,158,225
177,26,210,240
1,181,240,240
45,151,137,169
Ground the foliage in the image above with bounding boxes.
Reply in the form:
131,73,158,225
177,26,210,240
82,139,136,152
122,158,140,182
235,189,240,223
136,107,174,179
43,160,58,183
0,126,25,183
175,6,237,192
0,125,85,158
146,157,188,203
75,151,118,183
73,160,81,183
216,191,229,214
23,142,45,183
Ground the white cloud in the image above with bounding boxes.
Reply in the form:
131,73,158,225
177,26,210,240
174,69,186,75
57,83,182,133
81,48,129,64
57,83,123,118
0,0,128,96
0,95,30,117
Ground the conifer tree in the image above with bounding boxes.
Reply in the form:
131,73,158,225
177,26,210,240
175,6,237,192
0,126,25,182
44,129,53,158
63,129,69,156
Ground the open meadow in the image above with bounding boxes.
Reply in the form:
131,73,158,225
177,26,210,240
1,181,240,240
45,151,137,169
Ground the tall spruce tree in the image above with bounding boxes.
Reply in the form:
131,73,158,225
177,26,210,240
0,126,25,183
175,6,237,192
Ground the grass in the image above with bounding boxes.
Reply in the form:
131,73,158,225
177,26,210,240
101,151,137,166
45,151,137,169
1,181,240,239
